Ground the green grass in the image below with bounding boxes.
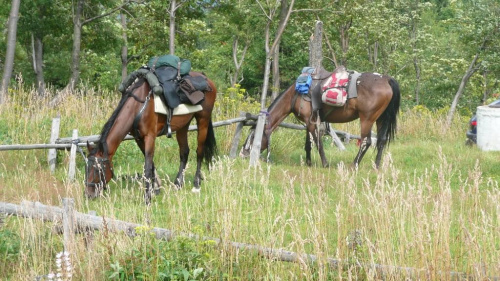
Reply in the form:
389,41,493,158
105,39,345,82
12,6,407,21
1,86,500,280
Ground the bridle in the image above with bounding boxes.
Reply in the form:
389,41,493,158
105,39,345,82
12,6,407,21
85,154,114,189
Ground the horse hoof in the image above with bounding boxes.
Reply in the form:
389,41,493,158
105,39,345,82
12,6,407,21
191,187,201,194
154,188,161,195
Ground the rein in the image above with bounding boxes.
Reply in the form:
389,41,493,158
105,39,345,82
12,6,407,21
132,90,153,138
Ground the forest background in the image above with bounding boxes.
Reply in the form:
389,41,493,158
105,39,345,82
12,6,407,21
1,0,499,117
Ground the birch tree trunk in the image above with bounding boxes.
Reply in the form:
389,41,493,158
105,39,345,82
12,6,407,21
231,37,248,86
169,0,177,55
32,34,46,97
0,0,21,104
446,52,480,127
67,0,84,93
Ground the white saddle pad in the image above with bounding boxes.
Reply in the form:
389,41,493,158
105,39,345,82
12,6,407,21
154,94,203,116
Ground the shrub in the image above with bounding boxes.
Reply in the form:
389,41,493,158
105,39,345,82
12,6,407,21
0,229,21,277
106,227,213,280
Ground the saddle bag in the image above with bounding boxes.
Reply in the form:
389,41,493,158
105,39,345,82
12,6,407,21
148,54,191,77
178,75,211,105
321,66,349,106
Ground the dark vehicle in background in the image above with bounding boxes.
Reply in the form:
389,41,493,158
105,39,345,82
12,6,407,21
466,98,500,146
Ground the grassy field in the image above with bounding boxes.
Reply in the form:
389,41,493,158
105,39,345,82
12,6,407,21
1,86,499,280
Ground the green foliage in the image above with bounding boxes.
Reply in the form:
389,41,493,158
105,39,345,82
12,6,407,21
106,227,212,281
0,229,21,277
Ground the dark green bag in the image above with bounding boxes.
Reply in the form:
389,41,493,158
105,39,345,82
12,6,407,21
147,54,191,76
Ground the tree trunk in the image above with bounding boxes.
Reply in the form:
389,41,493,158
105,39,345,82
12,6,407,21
32,34,46,97
339,19,351,66
413,56,420,104
67,0,84,92
411,14,420,104
0,0,21,104
169,0,176,55
121,10,128,82
309,21,323,71
446,52,480,127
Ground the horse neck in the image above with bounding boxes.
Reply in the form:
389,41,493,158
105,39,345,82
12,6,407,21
100,82,150,158
265,86,295,134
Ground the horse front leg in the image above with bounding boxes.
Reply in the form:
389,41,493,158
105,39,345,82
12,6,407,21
135,138,161,195
174,127,189,188
143,136,156,205
306,122,329,168
304,130,312,166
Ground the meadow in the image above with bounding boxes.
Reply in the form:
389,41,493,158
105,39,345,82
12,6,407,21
1,84,499,280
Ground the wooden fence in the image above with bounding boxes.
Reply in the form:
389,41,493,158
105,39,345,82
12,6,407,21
0,113,360,181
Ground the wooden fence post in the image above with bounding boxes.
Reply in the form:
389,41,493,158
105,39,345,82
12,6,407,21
229,112,247,158
48,116,60,173
62,198,75,253
68,129,78,181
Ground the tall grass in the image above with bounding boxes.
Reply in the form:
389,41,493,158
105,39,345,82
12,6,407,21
1,85,499,280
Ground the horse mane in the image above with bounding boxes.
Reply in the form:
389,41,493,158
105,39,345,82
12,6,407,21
267,88,290,111
248,87,292,131
96,78,146,154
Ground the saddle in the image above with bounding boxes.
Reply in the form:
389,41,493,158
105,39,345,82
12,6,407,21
118,56,212,137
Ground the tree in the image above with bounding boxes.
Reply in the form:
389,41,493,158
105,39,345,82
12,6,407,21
67,0,135,92
249,0,294,166
0,0,20,104
445,0,500,127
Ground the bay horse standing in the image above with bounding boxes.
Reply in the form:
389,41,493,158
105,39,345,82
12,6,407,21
240,71,400,168
85,72,217,204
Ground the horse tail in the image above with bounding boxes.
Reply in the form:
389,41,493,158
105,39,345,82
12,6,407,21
377,77,401,147
203,120,218,164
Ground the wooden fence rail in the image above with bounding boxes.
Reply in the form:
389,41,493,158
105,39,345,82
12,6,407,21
0,113,360,179
0,199,481,280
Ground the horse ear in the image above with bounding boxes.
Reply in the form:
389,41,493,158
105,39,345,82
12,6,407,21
86,141,94,152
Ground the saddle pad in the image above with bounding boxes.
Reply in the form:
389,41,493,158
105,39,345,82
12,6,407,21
321,66,349,106
154,94,202,115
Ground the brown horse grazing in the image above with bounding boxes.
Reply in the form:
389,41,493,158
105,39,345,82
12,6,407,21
240,71,400,168
85,72,217,204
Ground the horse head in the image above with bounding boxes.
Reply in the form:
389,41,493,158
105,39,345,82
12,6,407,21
85,142,114,198
239,126,270,158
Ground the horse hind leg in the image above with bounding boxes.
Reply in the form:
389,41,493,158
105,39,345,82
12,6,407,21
353,120,374,168
374,119,389,168
192,118,211,193
174,126,190,189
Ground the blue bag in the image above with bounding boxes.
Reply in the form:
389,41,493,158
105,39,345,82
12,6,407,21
295,67,315,94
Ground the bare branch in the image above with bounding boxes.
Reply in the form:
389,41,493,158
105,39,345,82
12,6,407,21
82,0,140,25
